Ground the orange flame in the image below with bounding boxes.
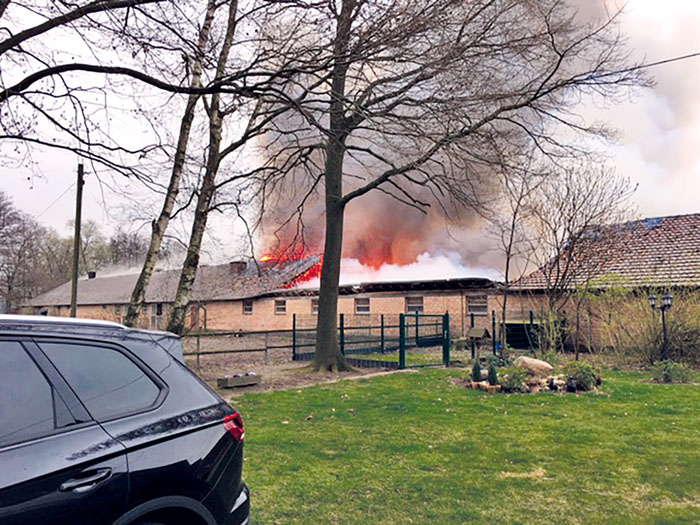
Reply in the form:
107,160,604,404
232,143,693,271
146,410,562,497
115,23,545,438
259,245,323,288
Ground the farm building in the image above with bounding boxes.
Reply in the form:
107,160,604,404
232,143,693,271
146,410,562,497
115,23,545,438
25,257,497,337
494,213,700,354
25,212,699,357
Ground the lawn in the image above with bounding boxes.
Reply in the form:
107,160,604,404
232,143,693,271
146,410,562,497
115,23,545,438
354,347,447,367
233,369,700,524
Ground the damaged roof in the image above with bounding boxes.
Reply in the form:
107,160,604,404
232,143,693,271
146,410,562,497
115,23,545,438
275,276,494,297
27,257,321,307
516,213,700,290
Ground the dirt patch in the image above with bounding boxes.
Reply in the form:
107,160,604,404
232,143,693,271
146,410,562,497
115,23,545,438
186,352,412,396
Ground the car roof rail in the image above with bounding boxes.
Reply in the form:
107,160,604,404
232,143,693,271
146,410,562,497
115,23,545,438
0,314,126,329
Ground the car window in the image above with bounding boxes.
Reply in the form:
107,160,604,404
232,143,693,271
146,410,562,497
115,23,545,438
41,342,161,421
0,341,75,447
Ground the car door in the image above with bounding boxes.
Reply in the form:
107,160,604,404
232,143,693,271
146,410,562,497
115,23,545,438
0,338,129,525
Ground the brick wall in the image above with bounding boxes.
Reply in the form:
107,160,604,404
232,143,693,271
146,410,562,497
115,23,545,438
31,288,498,336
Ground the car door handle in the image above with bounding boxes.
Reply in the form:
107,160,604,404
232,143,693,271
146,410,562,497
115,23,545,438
59,468,112,493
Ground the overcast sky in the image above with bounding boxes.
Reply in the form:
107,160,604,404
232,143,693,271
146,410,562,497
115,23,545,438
2,0,700,259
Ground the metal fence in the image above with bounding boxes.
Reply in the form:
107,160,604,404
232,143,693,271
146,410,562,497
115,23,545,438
180,309,541,374
182,329,295,369
292,313,450,369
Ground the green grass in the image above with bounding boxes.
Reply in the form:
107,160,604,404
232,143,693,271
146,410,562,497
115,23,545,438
234,370,700,524
356,349,446,366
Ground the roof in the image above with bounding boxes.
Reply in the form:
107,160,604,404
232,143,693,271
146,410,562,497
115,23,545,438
277,276,494,297
515,213,700,290
27,258,321,307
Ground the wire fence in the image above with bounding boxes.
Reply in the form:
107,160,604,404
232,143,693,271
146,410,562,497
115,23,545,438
181,310,541,374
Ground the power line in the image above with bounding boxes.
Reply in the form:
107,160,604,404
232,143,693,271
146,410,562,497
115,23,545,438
35,181,76,219
595,51,700,80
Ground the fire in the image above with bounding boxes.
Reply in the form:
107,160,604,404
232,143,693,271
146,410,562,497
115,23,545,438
284,257,323,288
259,246,323,288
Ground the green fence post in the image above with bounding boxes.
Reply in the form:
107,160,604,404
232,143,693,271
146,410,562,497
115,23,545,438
292,313,297,360
492,310,497,355
380,314,385,353
442,312,450,367
399,314,406,369
470,313,476,359
415,312,419,345
340,313,346,356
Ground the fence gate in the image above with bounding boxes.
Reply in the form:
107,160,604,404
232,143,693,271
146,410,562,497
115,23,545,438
292,313,451,370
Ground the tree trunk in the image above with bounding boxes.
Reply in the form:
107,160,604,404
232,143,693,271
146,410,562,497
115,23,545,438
123,0,216,327
166,0,238,335
313,141,348,371
165,166,217,334
500,292,508,352
312,0,354,372
574,300,581,361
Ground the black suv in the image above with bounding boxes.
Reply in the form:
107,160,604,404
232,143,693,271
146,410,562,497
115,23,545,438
0,315,249,525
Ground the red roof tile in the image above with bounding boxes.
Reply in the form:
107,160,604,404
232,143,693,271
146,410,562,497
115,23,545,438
515,213,700,290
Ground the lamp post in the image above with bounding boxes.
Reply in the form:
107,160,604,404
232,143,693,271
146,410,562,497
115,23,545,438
649,293,673,361
660,294,673,361
648,294,657,324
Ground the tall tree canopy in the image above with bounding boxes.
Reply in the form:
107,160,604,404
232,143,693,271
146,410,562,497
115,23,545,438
256,0,646,370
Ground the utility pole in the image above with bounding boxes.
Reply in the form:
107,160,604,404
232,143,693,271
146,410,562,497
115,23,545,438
70,164,84,318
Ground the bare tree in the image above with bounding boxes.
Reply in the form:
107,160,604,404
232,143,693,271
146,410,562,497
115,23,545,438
109,228,149,267
123,0,219,326
488,157,545,350
125,0,317,331
521,163,636,355
0,192,45,311
0,1,271,186
259,0,645,371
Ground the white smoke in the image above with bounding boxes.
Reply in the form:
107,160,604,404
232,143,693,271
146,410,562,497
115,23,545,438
297,251,500,288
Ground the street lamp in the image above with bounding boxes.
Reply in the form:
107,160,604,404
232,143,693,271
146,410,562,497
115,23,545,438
649,294,657,324
649,293,673,361
648,294,657,309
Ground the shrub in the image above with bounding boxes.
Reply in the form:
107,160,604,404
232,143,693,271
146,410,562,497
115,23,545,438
542,350,561,367
487,351,513,368
471,360,482,383
650,360,694,384
562,361,597,391
487,363,498,386
499,367,528,393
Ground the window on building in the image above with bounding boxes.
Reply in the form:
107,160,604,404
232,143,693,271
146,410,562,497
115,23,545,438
242,299,253,315
405,296,424,314
114,304,122,319
41,342,161,421
0,341,75,447
355,297,370,315
311,298,319,315
150,303,163,330
275,299,287,315
467,294,488,316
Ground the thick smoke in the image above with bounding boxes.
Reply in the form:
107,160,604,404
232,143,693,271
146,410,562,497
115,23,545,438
259,0,700,283
579,1,700,217
260,181,502,282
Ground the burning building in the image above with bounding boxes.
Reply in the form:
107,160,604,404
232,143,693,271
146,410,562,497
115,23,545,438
25,254,498,336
